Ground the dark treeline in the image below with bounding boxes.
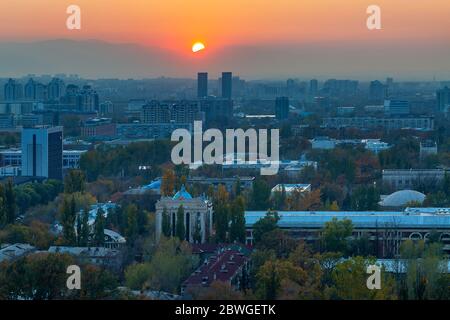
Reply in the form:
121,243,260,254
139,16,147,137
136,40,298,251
80,140,173,181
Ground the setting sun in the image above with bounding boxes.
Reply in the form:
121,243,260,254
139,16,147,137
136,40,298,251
192,42,205,53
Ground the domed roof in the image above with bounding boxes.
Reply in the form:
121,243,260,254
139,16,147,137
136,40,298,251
380,190,426,207
143,179,161,190
172,185,192,200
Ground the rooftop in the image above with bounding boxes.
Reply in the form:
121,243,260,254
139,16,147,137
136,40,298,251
182,245,251,289
271,184,311,194
172,185,193,200
0,243,36,263
48,246,121,258
380,190,426,207
245,208,450,229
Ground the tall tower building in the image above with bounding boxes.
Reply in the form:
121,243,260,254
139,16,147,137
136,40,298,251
24,78,37,101
47,78,65,101
4,79,23,101
221,72,232,99
309,79,318,96
197,72,208,98
437,86,450,113
369,80,387,101
21,126,63,180
275,97,289,120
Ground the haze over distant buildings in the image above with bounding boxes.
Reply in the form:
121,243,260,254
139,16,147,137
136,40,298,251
0,39,449,81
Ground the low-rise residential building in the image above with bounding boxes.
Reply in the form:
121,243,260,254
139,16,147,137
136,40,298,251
0,243,36,263
48,246,123,271
0,165,21,177
310,137,336,150
377,259,450,274
363,139,391,154
0,148,22,166
271,184,311,196
181,245,252,296
323,116,434,131
63,150,87,169
382,169,446,190
116,123,192,140
420,141,438,159
81,117,116,139
187,176,255,193
310,137,390,154
222,153,317,174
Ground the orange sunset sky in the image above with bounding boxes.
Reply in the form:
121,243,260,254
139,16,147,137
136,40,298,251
0,0,449,79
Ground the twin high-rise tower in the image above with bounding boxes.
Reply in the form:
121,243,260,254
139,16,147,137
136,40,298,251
197,72,208,98
221,72,232,99
197,72,232,99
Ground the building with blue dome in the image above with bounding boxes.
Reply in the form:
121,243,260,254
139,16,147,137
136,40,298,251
172,185,193,200
156,185,213,244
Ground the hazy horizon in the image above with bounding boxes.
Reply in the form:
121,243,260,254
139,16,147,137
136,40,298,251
0,38,449,81
1,0,449,80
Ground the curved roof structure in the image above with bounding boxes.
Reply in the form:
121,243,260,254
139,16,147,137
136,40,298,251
143,179,161,191
380,190,426,207
173,185,193,200
104,229,126,244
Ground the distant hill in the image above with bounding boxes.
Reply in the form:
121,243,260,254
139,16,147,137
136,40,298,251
0,39,186,79
0,39,449,80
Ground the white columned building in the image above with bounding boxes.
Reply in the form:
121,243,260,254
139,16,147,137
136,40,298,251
155,186,213,243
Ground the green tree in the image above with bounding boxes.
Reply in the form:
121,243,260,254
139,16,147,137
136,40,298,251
213,185,230,243
258,228,297,258
234,178,242,197
161,169,176,196
124,263,153,290
176,205,186,241
229,196,246,243
256,259,306,300
0,222,54,250
60,196,77,245
0,184,5,227
137,209,148,235
161,207,171,237
350,185,379,211
125,204,139,245
423,191,450,207
94,207,105,246
272,185,286,210
78,265,118,300
79,207,90,246
64,170,86,194
215,204,229,243
124,237,198,293
400,240,446,300
192,219,202,244
250,178,271,210
76,214,82,246
191,281,245,300
4,179,16,224
252,210,280,244
328,256,397,300
0,252,75,300
287,242,324,299
320,218,353,253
